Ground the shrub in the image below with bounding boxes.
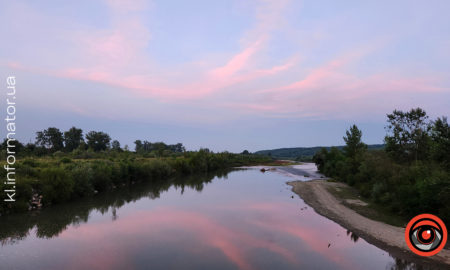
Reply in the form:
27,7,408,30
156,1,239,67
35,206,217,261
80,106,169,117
60,157,72,164
71,164,95,197
22,159,38,167
91,161,113,192
53,151,65,158
39,168,74,204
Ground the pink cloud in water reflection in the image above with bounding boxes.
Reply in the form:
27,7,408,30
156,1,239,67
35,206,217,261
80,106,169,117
59,207,299,270
56,200,375,270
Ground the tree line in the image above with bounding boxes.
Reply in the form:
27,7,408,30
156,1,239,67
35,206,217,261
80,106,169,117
1,126,187,157
313,108,449,223
0,148,270,214
0,126,271,215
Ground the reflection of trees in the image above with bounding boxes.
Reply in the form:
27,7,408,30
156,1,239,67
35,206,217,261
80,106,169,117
346,230,359,242
343,231,438,270
0,170,231,246
388,257,430,270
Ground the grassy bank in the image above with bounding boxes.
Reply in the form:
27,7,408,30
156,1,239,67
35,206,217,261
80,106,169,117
0,150,271,215
324,180,407,227
0,171,226,244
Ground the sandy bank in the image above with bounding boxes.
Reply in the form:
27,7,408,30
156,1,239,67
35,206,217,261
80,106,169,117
288,179,450,268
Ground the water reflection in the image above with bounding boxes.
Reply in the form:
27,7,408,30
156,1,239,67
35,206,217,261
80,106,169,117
0,169,445,270
346,230,359,243
388,257,430,270
0,170,229,245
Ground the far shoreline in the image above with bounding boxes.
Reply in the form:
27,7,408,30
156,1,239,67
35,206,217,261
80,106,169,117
287,179,450,269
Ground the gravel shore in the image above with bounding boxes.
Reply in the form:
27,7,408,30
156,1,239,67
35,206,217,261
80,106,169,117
288,179,450,268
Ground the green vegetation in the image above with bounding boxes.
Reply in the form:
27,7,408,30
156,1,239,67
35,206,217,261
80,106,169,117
259,160,302,166
325,182,407,227
0,171,228,243
255,144,384,161
0,127,271,215
313,108,450,224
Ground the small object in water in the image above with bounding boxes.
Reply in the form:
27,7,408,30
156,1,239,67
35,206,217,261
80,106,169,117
291,195,294,199
328,243,331,248
260,168,266,172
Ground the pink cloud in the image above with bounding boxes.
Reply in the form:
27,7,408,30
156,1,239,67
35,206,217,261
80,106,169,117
5,0,448,122
210,39,263,80
47,0,293,102
220,44,449,119
3,0,300,115
59,207,299,270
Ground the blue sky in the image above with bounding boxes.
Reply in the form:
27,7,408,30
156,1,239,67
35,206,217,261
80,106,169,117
1,0,449,152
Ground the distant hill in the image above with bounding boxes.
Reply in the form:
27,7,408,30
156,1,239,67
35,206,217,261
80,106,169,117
254,144,385,160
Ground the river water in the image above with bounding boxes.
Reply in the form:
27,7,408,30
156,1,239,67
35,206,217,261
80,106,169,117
0,165,432,269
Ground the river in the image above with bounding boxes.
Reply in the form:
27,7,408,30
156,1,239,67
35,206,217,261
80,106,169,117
0,165,431,269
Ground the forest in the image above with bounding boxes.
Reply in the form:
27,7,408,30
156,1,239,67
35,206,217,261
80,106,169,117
313,108,450,224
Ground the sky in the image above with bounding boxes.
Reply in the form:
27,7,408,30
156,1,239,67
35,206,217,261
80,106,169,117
0,0,449,152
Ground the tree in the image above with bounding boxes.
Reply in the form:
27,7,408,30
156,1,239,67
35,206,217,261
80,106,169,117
242,150,250,155
64,127,84,152
1,138,24,154
134,140,143,152
153,142,167,156
384,108,430,163
36,127,64,152
343,125,367,159
430,117,450,167
111,140,121,151
313,148,328,173
77,141,87,151
169,143,185,153
24,142,36,154
85,131,111,151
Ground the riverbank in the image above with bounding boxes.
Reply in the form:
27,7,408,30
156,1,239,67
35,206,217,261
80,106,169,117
288,179,450,267
0,151,271,215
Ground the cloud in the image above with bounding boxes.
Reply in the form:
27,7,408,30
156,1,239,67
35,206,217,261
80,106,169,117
4,0,293,105
220,41,449,119
210,39,263,80
2,0,449,125
59,207,298,270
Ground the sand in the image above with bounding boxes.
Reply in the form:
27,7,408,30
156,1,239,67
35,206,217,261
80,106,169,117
288,179,450,268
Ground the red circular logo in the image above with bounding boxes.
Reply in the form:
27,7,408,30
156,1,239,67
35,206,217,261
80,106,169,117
405,214,447,256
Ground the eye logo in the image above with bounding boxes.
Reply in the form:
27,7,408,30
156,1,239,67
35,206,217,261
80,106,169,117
405,214,447,256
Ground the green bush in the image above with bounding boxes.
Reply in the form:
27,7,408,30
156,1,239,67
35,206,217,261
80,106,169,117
316,147,450,224
0,151,271,215
71,164,95,197
40,168,74,204
60,157,72,164
22,159,38,167
52,151,65,158
91,161,113,192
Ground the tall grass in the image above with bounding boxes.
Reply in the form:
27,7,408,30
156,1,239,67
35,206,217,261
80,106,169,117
0,151,271,215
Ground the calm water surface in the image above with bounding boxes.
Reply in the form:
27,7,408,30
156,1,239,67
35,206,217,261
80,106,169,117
0,166,431,269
